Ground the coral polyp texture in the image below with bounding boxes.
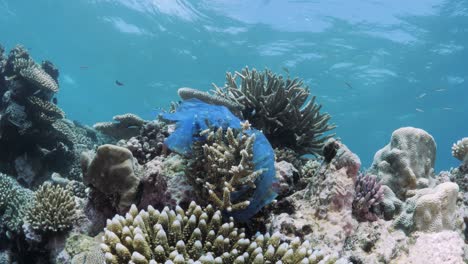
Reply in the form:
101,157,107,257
102,202,327,264
163,99,277,221
26,182,76,233
213,67,336,156
352,174,384,222
452,137,468,164
0,173,34,234
189,126,263,213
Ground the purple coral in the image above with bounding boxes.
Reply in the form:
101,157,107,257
352,173,384,221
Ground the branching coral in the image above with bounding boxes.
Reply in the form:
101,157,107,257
213,67,336,156
189,126,263,213
102,202,321,264
452,138,468,164
352,174,384,222
0,173,34,234
26,95,65,123
94,113,147,140
163,99,277,221
26,182,76,233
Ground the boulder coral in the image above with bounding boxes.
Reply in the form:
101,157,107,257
370,127,436,200
82,144,141,212
393,182,459,233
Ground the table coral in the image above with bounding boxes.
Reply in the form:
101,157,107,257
452,137,468,164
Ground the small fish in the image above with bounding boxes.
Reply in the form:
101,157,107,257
344,82,353,89
434,88,446,92
282,67,289,75
442,107,453,110
415,108,424,112
33,89,41,95
52,97,58,104
417,93,426,99
115,80,124,86
79,66,89,69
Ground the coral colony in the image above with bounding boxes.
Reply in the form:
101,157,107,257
0,44,467,263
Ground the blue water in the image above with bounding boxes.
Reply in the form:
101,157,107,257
1,0,467,171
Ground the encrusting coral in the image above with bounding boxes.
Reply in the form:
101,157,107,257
26,182,76,233
352,174,384,222
393,182,459,233
0,173,34,235
102,201,327,264
212,67,336,156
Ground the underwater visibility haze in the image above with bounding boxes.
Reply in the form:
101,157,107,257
0,0,468,263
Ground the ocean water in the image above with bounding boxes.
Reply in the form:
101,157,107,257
1,0,467,172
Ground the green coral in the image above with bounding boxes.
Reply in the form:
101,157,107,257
0,173,34,234
214,67,336,156
188,126,263,212
26,182,76,233
102,202,323,263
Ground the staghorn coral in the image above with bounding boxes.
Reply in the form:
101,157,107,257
26,182,76,233
189,126,263,213
102,201,326,264
94,113,147,140
452,137,468,164
0,173,34,234
163,99,277,221
213,67,336,156
352,174,384,222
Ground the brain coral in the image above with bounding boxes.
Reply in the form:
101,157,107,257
102,202,324,264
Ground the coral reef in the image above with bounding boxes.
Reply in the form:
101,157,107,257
82,144,141,212
102,202,328,264
163,99,277,221
393,182,460,233
213,67,336,156
26,182,77,233
452,137,468,162
0,173,34,235
352,174,384,222
117,120,170,164
369,127,436,200
94,113,147,140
